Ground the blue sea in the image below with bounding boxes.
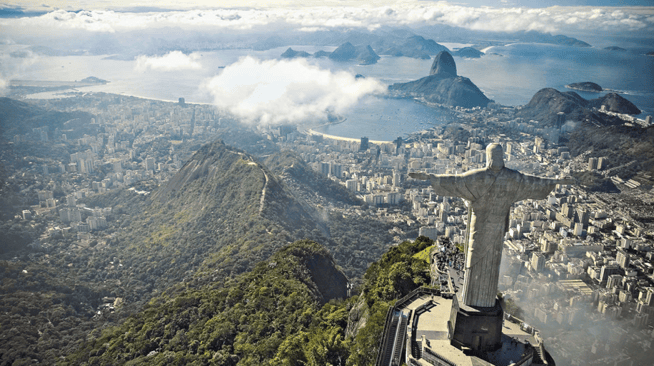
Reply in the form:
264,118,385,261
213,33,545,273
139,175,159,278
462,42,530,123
11,43,654,141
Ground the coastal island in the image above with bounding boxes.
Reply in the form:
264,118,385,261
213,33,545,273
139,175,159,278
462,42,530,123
565,81,602,93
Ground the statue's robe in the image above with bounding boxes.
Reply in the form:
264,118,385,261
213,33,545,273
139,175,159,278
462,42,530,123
427,167,561,308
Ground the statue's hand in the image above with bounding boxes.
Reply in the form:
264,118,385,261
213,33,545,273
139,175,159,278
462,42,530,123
409,172,430,181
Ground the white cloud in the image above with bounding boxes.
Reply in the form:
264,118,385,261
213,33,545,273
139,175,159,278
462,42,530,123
2,3,653,36
135,51,202,72
0,73,8,96
203,56,385,126
0,48,39,96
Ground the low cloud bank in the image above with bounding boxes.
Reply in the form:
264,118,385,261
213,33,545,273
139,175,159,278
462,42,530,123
135,51,202,72
0,73,7,96
3,3,653,36
0,48,38,96
203,56,385,126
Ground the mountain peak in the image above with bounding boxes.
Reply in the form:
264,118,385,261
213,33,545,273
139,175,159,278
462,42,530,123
389,50,490,108
429,51,457,78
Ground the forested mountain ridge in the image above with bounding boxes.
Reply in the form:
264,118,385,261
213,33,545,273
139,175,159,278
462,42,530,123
61,237,435,366
103,140,327,294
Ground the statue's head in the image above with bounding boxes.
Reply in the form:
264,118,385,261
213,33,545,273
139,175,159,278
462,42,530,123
486,143,504,171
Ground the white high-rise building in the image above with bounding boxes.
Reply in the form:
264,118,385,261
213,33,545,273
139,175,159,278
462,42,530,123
345,179,357,192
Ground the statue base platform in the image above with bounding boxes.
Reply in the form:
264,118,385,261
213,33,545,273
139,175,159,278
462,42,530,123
447,293,503,352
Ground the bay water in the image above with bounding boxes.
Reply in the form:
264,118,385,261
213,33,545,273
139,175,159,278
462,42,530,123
9,43,654,141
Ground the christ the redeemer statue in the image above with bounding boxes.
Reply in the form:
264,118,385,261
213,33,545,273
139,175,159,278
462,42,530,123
410,143,574,308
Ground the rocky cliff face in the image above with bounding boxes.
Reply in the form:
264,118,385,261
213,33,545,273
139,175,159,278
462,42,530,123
305,252,348,303
429,51,457,77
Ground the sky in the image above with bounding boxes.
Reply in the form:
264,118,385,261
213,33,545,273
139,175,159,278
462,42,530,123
2,0,654,12
1,1,652,37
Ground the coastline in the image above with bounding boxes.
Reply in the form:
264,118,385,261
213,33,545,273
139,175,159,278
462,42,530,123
20,88,398,143
22,88,215,106
305,128,393,145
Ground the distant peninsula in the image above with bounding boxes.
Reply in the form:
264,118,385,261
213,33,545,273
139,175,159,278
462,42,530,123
374,35,449,59
389,51,491,108
280,43,380,64
565,82,602,93
280,48,310,58
452,47,484,58
78,76,109,84
604,46,627,52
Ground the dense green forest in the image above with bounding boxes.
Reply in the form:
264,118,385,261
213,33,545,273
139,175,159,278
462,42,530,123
61,237,434,366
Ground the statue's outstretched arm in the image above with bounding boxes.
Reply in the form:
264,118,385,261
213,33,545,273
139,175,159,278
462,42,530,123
516,173,575,201
408,172,432,181
409,171,472,200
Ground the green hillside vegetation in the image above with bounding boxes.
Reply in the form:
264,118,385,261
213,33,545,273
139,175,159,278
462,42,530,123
412,244,434,263
63,240,348,366
346,236,433,365
92,140,326,298
63,237,434,366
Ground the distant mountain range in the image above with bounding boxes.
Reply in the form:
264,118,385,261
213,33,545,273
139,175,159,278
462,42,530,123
452,47,484,58
278,34,488,62
328,42,380,64
281,42,380,64
21,24,593,60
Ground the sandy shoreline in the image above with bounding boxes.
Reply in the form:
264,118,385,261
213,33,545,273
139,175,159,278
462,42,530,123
305,128,392,144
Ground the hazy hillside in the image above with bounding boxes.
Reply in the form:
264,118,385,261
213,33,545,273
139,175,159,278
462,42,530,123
516,88,640,127
263,150,361,206
0,97,94,140
567,124,654,179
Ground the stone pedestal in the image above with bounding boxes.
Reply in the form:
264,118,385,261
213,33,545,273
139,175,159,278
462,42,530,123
447,293,503,352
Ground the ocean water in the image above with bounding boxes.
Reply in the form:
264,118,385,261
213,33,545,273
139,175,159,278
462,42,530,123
8,43,654,141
